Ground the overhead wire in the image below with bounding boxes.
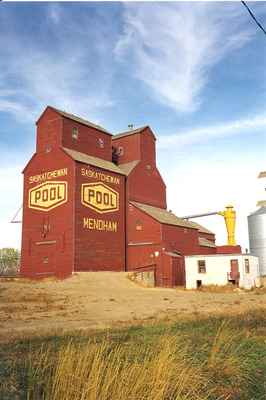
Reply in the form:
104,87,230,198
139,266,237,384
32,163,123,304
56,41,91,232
241,1,266,36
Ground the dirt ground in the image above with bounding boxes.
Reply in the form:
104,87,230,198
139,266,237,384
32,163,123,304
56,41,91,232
0,272,266,342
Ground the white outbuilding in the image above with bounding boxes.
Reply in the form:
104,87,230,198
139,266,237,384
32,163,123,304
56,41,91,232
185,254,260,290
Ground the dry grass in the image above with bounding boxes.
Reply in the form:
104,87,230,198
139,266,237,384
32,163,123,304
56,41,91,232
248,286,266,295
26,338,209,400
1,272,266,343
196,284,236,293
23,322,258,400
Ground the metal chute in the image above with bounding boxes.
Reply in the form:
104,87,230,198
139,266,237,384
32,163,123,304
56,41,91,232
182,205,237,246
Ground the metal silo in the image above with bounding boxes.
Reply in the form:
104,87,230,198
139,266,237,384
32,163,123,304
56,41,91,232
248,207,266,276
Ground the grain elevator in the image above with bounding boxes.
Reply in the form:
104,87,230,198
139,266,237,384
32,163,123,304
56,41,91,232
248,171,266,277
20,106,245,287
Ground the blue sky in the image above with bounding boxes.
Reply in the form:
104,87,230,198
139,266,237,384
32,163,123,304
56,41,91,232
1,1,266,250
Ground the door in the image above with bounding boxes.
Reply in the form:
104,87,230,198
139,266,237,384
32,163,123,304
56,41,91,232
172,257,185,286
230,259,240,285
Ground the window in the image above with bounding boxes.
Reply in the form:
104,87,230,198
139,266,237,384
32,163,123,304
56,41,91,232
146,164,152,176
98,138,105,148
118,146,124,155
43,256,49,264
45,144,51,153
245,258,250,274
72,127,78,140
198,260,206,274
135,220,143,231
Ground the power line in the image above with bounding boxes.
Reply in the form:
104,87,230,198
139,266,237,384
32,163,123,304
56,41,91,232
241,1,266,36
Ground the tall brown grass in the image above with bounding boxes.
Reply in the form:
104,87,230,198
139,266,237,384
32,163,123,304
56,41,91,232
24,321,256,400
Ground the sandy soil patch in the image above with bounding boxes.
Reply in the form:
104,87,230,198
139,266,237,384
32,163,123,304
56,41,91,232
0,272,265,341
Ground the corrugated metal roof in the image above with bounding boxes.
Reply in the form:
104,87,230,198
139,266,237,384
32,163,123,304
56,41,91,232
130,201,197,229
49,106,111,135
113,126,154,140
199,237,216,248
118,160,140,176
63,148,126,175
187,221,214,235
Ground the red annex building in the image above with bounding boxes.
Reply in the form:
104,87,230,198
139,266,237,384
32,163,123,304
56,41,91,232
20,106,235,286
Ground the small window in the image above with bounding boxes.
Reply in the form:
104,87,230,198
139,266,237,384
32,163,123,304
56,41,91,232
45,144,51,153
245,258,250,274
43,256,49,264
198,260,206,274
135,220,143,231
118,146,124,155
72,127,78,140
98,138,105,148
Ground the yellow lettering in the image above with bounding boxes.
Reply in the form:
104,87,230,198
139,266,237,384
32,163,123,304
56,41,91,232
80,168,120,185
89,218,94,230
28,181,68,211
83,218,89,228
83,217,118,233
29,168,68,184
81,182,119,213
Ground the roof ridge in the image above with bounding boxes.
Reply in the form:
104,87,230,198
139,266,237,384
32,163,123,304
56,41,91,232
187,220,214,235
119,159,141,166
47,106,111,135
118,160,140,176
130,201,197,229
112,125,155,140
199,237,216,248
62,147,126,176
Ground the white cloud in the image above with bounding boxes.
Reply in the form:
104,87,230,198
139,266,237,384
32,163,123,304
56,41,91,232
0,166,23,249
115,3,255,112
49,4,61,24
157,113,266,149
164,155,266,250
0,99,35,123
0,5,115,123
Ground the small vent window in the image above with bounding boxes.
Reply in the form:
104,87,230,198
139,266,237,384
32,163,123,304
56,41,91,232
45,144,51,153
43,256,49,264
72,127,78,140
146,164,152,175
245,259,250,274
198,260,206,274
98,138,105,148
135,220,143,231
118,146,124,156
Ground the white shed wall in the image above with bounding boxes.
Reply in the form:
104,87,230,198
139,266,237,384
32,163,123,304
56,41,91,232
185,254,259,290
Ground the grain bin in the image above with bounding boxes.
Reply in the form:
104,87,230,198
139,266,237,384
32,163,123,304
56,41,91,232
248,207,266,276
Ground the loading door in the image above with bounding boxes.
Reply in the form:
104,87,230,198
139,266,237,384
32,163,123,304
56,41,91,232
230,259,240,285
172,257,185,286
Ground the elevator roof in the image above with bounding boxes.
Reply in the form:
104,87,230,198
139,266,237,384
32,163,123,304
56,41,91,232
130,201,197,229
63,147,126,175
